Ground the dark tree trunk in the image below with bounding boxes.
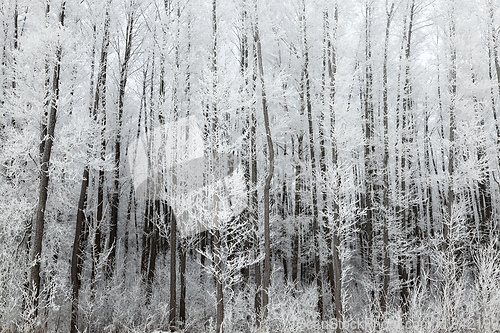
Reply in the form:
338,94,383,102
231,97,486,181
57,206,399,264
380,2,394,314
446,3,457,245
179,239,187,327
108,5,134,279
91,1,111,287
169,206,177,330
300,0,322,318
292,135,302,288
214,229,224,333
70,17,98,333
70,167,89,333
249,9,262,322
362,0,375,293
253,0,274,321
30,1,65,318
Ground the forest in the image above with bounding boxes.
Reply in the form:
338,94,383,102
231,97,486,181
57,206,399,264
1,0,500,332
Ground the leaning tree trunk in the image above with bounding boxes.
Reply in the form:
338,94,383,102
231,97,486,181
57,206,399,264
70,18,98,333
30,1,65,319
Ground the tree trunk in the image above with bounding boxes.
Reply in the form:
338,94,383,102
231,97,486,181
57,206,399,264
169,206,177,330
253,0,273,322
70,167,89,333
292,135,302,288
239,2,251,287
214,229,224,333
179,238,186,327
250,10,262,322
91,1,111,287
108,4,134,279
446,2,457,245
380,2,394,314
70,17,98,333
362,0,375,295
143,201,156,304
300,0,322,318
397,0,414,319
29,1,65,318
322,5,343,329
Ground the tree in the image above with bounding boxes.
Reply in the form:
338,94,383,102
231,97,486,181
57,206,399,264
321,3,342,329
394,0,416,320
300,0,323,318
360,0,375,297
380,1,394,314
108,0,135,279
30,0,65,320
252,0,274,322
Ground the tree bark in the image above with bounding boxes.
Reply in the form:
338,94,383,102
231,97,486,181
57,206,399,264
91,1,111,287
169,205,177,330
70,167,89,333
380,2,394,314
446,2,457,245
362,0,375,293
108,3,134,279
30,0,65,318
249,7,262,322
292,135,302,288
322,5,342,329
179,238,186,327
396,0,414,319
70,17,98,333
300,0,322,318
253,0,274,321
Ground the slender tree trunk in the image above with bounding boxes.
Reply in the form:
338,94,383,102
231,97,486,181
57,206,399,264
30,1,65,318
489,0,500,99
380,3,394,314
362,1,375,297
487,0,500,219
446,3,457,245
147,203,158,294
169,205,177,330
70,18,98,333
323,5,342,329
322,7,334,308
209,1,224,331
108,4,134,279
179,238,186,327
397,0,414,319
240,4,251,286
292,135,301,288
250,11,262,322
70,167,89,333
39,1,51,162
300,0,322,318
253,0,274,321
214,229,224,333
92,1,111,287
